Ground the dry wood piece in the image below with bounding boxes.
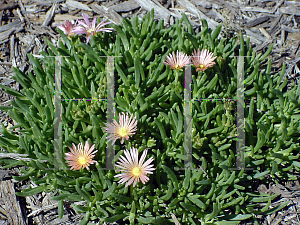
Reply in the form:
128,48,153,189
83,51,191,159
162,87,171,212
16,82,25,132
27,25,57,39
0,170,10,180
16,8,25,23
42,4,57,26
66,0,92,11
281,25,299,33
0,2,18,11
281,28,285,47
53,14,81,22
0,21,22,33
279,7,300,16
27,203,58,217
10,35,16,67
0,25,24,43
18,0,26,12
268,13,283,34
0,180,26,225
245,28,266,43
92,3,124,25
29,0,65,5
0,153,47,162
177,0,219,29
134,0,177,23
104,0,122,8
272,0,284,13
246,16,270,28
259,27,271,40
191,0,223,9
110,0,140,13
241,7,272,13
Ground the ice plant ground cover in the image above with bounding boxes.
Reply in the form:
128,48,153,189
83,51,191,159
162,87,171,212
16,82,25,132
0,9,299,224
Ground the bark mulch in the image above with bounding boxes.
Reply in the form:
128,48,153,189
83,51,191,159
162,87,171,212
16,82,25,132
0,0,300,224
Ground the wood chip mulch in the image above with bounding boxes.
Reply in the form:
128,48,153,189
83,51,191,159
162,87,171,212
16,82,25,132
0,0,300,224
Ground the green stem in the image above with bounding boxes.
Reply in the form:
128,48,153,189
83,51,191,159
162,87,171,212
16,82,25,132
130,185,133,198
174,70,179,84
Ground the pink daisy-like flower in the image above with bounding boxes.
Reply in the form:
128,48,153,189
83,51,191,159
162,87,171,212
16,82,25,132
114,147,155,187
164,50,190,70
191,49,217,72
102,112,138,145
57,20,77,37
163,50,190,70
65,141,98,170
73,13,114,43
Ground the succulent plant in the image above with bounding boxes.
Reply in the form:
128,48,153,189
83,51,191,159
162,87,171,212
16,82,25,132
0,9,299,225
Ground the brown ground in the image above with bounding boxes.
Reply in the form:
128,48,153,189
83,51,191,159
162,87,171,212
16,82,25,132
0,0,300,224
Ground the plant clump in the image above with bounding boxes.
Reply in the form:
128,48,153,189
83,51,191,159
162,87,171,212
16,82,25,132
0,9,299,225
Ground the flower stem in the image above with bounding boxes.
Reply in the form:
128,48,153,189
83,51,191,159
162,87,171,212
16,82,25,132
174,70,179,84
130,185,133,198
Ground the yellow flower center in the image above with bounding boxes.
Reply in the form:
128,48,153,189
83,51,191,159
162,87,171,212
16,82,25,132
132,167,141,176
117,127,128,137
87,28,94,33
199,64,204,69
78,156,88,165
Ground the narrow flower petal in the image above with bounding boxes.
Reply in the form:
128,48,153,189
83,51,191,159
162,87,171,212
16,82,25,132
164,50,190,70
191,49,217,71
65,141,98,170
102,112,137,144
114,147,155,188
82,13,91,27
57,20,78,37
72,13,114,44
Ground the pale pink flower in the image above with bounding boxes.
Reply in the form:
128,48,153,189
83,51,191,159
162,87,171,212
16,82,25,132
114,147,155,187
163,50,190,70
57,21,77,37
191,49,217,72
102,112,138,145
73,13,114,43
65,141,98,170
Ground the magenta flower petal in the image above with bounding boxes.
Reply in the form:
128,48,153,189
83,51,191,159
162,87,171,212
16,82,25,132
82,13,91,27
72,13,114,43
57,20,78,37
